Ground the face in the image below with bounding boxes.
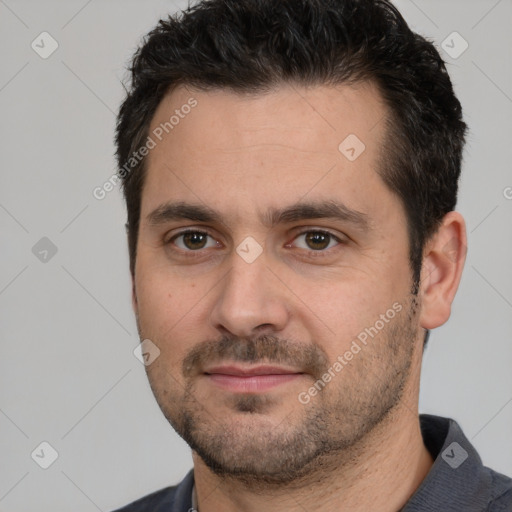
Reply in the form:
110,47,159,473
133,82,423,485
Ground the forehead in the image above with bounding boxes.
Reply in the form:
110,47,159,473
141,82,397,228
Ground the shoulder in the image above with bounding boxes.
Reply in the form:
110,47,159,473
111,485,178,512
111,469,195,512
487,468,512,511
409,415,512,511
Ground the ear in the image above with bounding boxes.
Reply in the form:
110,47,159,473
419,211,467,330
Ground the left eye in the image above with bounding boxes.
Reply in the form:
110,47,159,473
290,230,341,251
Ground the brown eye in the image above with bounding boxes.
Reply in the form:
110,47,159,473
181,232,208,250
304,232,331,250
169,230,217,251
292,230,342,251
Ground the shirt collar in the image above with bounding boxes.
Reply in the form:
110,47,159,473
402,414,494,511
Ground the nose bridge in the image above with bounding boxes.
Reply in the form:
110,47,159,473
210,247,289,337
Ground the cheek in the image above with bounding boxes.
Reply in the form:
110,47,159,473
136,271,168,321
135,269,173,340
135,267,205,355
136,258,185,314
295,268,404,355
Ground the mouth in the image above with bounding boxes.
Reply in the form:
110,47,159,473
203,364,306,392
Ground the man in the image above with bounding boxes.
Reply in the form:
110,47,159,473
112,0,512,510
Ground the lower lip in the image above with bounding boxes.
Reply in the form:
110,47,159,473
205,373,303,392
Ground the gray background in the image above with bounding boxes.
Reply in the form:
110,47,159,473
1,1,511,511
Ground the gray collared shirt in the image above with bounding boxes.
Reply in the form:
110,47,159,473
113,414,512,511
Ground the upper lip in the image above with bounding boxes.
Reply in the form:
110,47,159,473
203,364,303,376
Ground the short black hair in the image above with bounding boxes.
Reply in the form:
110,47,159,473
115,0,467,294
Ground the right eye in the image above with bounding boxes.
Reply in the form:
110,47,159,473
166,229,221,252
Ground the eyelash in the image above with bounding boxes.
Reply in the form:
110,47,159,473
165,228,345,258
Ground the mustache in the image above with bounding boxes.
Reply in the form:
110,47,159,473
182,334,329,379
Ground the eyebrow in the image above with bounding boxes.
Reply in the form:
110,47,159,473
146,199,370,231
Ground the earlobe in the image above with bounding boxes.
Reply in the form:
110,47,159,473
419,211,467,330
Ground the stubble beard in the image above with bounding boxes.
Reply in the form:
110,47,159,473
143,294,420,489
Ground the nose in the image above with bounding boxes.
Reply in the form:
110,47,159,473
209,248,290,338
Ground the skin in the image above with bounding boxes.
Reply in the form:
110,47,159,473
131,82,467,512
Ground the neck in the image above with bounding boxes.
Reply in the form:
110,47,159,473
192,403,433,512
